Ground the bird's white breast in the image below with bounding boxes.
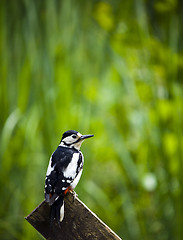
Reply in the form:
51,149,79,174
70,169,83,190
63,152,80,178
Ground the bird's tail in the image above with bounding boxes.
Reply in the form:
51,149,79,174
50,195,64,223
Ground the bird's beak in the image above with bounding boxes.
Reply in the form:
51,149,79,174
80,134,94,140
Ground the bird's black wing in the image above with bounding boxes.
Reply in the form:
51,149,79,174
45,146,79,205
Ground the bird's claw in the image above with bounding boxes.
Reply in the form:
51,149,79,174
70,190,78,202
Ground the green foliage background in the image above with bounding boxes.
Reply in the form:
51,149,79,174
0,0,183,239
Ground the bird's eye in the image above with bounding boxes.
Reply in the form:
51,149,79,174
72,134,77,139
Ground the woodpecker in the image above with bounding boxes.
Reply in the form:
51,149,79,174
44,130,94,223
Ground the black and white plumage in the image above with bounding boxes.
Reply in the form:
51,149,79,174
44,130,94,223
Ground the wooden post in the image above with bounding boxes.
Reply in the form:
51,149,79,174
25,192,122,240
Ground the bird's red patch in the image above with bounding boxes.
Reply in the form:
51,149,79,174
49,193,52,199
64,187,71,195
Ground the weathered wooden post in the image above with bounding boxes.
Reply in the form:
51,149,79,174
25,192,122,240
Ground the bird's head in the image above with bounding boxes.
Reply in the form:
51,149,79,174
60,130,94,150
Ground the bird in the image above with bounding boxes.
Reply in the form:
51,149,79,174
44,130,94,224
